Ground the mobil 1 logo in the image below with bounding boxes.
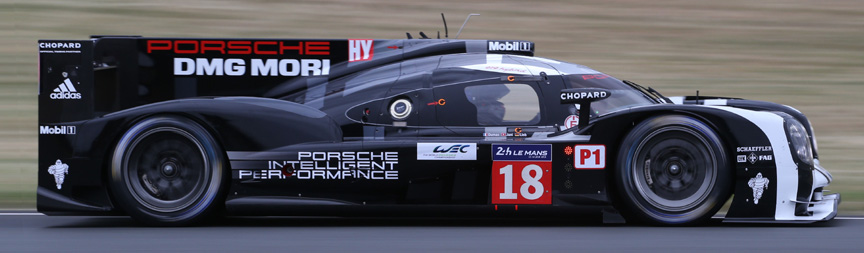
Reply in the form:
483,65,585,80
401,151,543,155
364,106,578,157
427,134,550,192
492,144,552,205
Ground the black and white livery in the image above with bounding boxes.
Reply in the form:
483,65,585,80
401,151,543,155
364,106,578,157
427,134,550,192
37,35,838,226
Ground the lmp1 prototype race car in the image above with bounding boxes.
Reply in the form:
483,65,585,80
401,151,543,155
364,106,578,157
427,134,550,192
37,34,838,226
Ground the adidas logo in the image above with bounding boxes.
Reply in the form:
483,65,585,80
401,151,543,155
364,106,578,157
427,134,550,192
49,72,82,100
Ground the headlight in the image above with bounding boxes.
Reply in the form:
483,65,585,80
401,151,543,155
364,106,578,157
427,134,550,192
786,118,813,165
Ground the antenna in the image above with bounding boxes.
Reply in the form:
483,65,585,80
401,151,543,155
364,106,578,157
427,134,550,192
441,13,449,39
406,32,413,39
455,13,480,39
419,32,429,39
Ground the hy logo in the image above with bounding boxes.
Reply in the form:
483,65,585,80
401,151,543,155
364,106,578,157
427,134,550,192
433,144,471,153
349,39,374,62
50,72,82,100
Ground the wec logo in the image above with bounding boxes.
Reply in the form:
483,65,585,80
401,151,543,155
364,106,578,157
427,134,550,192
433,144,471,153
417,143,477,160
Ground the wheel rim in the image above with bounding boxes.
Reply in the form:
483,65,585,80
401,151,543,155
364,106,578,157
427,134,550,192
631,126,717,213
123,127,210,213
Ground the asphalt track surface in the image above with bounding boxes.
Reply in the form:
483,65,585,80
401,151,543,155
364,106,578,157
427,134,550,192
1,213,862,252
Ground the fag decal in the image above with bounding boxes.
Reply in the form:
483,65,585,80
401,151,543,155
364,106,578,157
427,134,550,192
349,39,374,62
574,145,605,169
492,144,552,205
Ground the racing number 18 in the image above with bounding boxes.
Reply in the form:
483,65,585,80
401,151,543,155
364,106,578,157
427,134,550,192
492,161,551,204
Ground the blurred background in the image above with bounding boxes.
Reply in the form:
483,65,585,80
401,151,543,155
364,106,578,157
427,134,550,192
2,0,862,214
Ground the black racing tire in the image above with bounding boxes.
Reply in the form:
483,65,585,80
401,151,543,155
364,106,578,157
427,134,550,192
616,115,731,225
111,116,227,226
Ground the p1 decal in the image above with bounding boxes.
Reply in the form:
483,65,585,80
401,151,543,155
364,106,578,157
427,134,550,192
349,39,374,62
492,144,552,205
574,145,605,169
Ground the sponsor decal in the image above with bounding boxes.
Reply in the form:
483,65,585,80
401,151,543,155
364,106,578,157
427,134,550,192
488,41,533,52
740,152,773,164
492,144,552,204
38,42,83,54
417,143,477,160
560,90,609,103
172,58,330,77
348,39,374,62
146,40,331,55
573,145,605,169
145,40,332,77
50,72,82,100
483,128,528,137
747,173,770,204
736,146,773,152
493,144,551,161
581,74,610,80
564,115,579,129
47,159,69,189
238,151,399,180
39,42,82,49
39,125,77,135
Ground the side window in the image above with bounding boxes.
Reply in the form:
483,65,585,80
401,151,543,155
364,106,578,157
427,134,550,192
464,83,540,125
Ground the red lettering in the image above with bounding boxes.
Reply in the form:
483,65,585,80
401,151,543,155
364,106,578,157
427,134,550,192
147,40,172,53
305,41,330,55
200,40,225,54
279,41,304,55
580,150,591,165
254,41,277,55
174,40,199,54
227,41,251,54
592,149,601,164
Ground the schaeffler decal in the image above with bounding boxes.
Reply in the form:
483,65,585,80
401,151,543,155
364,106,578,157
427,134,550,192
239,151,399,180
736,146,773,152
747,173,770,204
48,159,69,189
417,143,477,160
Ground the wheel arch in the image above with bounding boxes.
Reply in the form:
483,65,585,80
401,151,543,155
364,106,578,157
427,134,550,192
586,106,753,222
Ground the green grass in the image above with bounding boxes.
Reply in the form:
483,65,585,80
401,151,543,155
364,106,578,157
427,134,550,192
3,0,864,214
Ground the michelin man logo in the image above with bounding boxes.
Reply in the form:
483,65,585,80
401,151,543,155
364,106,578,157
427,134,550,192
747,172,769,204
48,159,69,189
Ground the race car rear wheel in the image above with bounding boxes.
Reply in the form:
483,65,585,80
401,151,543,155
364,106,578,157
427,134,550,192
111,116,227,226
616,115,731,225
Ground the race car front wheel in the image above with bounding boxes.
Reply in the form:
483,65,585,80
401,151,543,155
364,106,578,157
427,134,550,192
616,115,731,225
111,116,227,226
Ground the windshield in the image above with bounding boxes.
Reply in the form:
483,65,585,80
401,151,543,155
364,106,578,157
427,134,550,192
565,74,657,116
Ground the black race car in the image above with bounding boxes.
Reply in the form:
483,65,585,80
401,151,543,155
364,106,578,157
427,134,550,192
37,36,838,226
